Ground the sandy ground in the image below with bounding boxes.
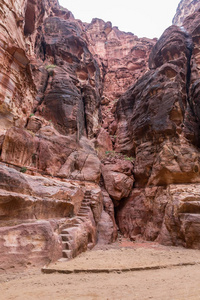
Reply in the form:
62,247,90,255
1,240,200,300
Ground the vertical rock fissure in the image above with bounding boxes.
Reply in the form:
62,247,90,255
34,72,50,112
185,30,194,112
82,95,88,137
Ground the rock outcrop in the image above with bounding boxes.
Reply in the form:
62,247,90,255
0,0,109,270
115,4,200,249
86,18,156,132
173,0,200,26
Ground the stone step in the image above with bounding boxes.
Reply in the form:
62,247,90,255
77,216,87,222
85,192,91,196
61,234,70,241
60,231,72,238
57,257,68,262
61,234,74,241
62,223,80,229
77,215,87,219
77,213,88,217
79,208,89,212
62,250,72,259
62,241,72,250
82,202,90,206
63,227,78,233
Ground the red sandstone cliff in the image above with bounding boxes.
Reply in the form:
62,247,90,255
115,4,200,248
1,0,200,270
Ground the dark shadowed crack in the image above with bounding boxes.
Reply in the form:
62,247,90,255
184,27,194,112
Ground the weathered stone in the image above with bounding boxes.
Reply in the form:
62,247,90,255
86,18,156,101
101,189,118,242
86,18,156,131
0,221,62,270
117,184,200,248
115,25,192,187
158,184,200,249
58,149,101,183
95,128,113,159
115,8,200,250
97,210,117,245
3,0,200,268
116,187,168,241
101,161,134,202
34,16,101,139
173,0,200,26
0,164,84,221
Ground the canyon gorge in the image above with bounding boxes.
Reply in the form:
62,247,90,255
1,0,200,270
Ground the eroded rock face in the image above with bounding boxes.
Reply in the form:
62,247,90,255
0,221,62,270
34,16,102,138
173,0,200,26
86,19,156,101
115,25,193,185
86,18,156,131
158,184,200,248
0,163,104,268
116,187,168,241
0,0,35,132
101,160,134,203
2,0,200,269
1,126,102,181
97,189,118,244
116,14,200,248
117,184,200,249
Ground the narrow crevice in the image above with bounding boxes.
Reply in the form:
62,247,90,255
100,61,108,98
33,72,50,113
81,89,88,137
185,30,194,113
41,40,46,61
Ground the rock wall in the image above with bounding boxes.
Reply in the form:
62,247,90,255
86,18,156,133
0,0,111,270
2,0,200,270
115,7,200,249
0,0,35,132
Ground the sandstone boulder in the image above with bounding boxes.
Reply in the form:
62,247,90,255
95,128,113,159
58,150,101,183
116,187,168,242
101,160,134,202
97,210,117,244
158,184,200,249
0,221,62,270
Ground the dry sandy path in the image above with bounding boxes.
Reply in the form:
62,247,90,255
1,241,200,300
